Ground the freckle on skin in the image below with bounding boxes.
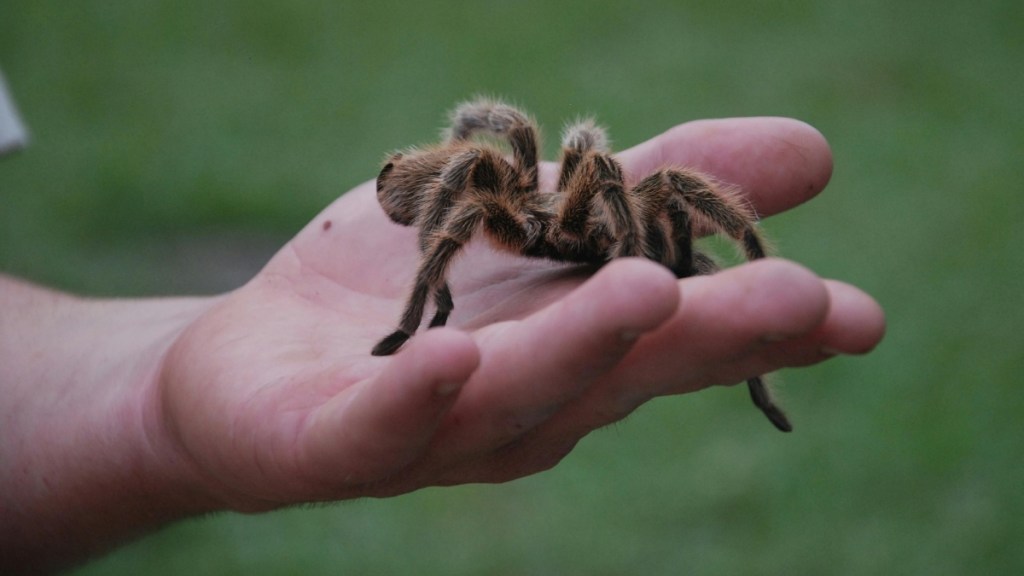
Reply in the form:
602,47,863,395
322,220,333,231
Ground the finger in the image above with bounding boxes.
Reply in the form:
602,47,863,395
616,117,834,218
622,258,832,395
477,260,829,451
817,279,887,355
299,328,479,490
538,263,878,438
429,258,681,459
468,259,830,460
494,257,829,439
450,270,885,479
753,279,886,368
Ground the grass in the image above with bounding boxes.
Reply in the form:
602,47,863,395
2,1,1022,574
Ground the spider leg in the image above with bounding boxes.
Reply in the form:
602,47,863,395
592,154,645,258
665,169,768,261
371,205,482,356
683,251,793,433
447,98,539,191
557,118,609,191
373,149,534,356
415,150,486,332
629,172,680,267
691,251,721,276
641,170,790,432
373,150,484,356
554,149,646,261
417,149,482,239
428,283,454,328
636,169,767,272
667,198,697,277
748,376,793,432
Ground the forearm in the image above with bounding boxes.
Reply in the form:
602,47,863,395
0,275,218,573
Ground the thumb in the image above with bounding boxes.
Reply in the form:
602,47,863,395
299,328,479,491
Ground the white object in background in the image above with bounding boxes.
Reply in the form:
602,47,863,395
0,69,29,156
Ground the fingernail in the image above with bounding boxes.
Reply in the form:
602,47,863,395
820,347,845,357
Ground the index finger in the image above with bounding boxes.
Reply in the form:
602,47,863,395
616,117,834,217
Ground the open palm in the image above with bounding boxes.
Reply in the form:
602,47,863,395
157,117,884,512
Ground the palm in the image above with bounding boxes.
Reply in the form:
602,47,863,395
161,178,594,504
291,180,588,332
158,117,884,511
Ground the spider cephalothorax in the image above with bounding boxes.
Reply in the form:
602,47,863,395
371,98,792,432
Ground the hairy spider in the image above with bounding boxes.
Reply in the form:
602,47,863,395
371,98,792,432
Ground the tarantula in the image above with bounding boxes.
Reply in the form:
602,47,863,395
371,98,792,432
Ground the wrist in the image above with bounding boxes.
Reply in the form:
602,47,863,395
0,278,222,572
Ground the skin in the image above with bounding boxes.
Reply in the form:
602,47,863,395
0,117,885,573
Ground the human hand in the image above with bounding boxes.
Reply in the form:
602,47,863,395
157,117,885,511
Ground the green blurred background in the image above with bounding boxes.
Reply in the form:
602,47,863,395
2,1,1021,574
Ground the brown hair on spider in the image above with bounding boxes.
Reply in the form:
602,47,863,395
371,97,792,433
